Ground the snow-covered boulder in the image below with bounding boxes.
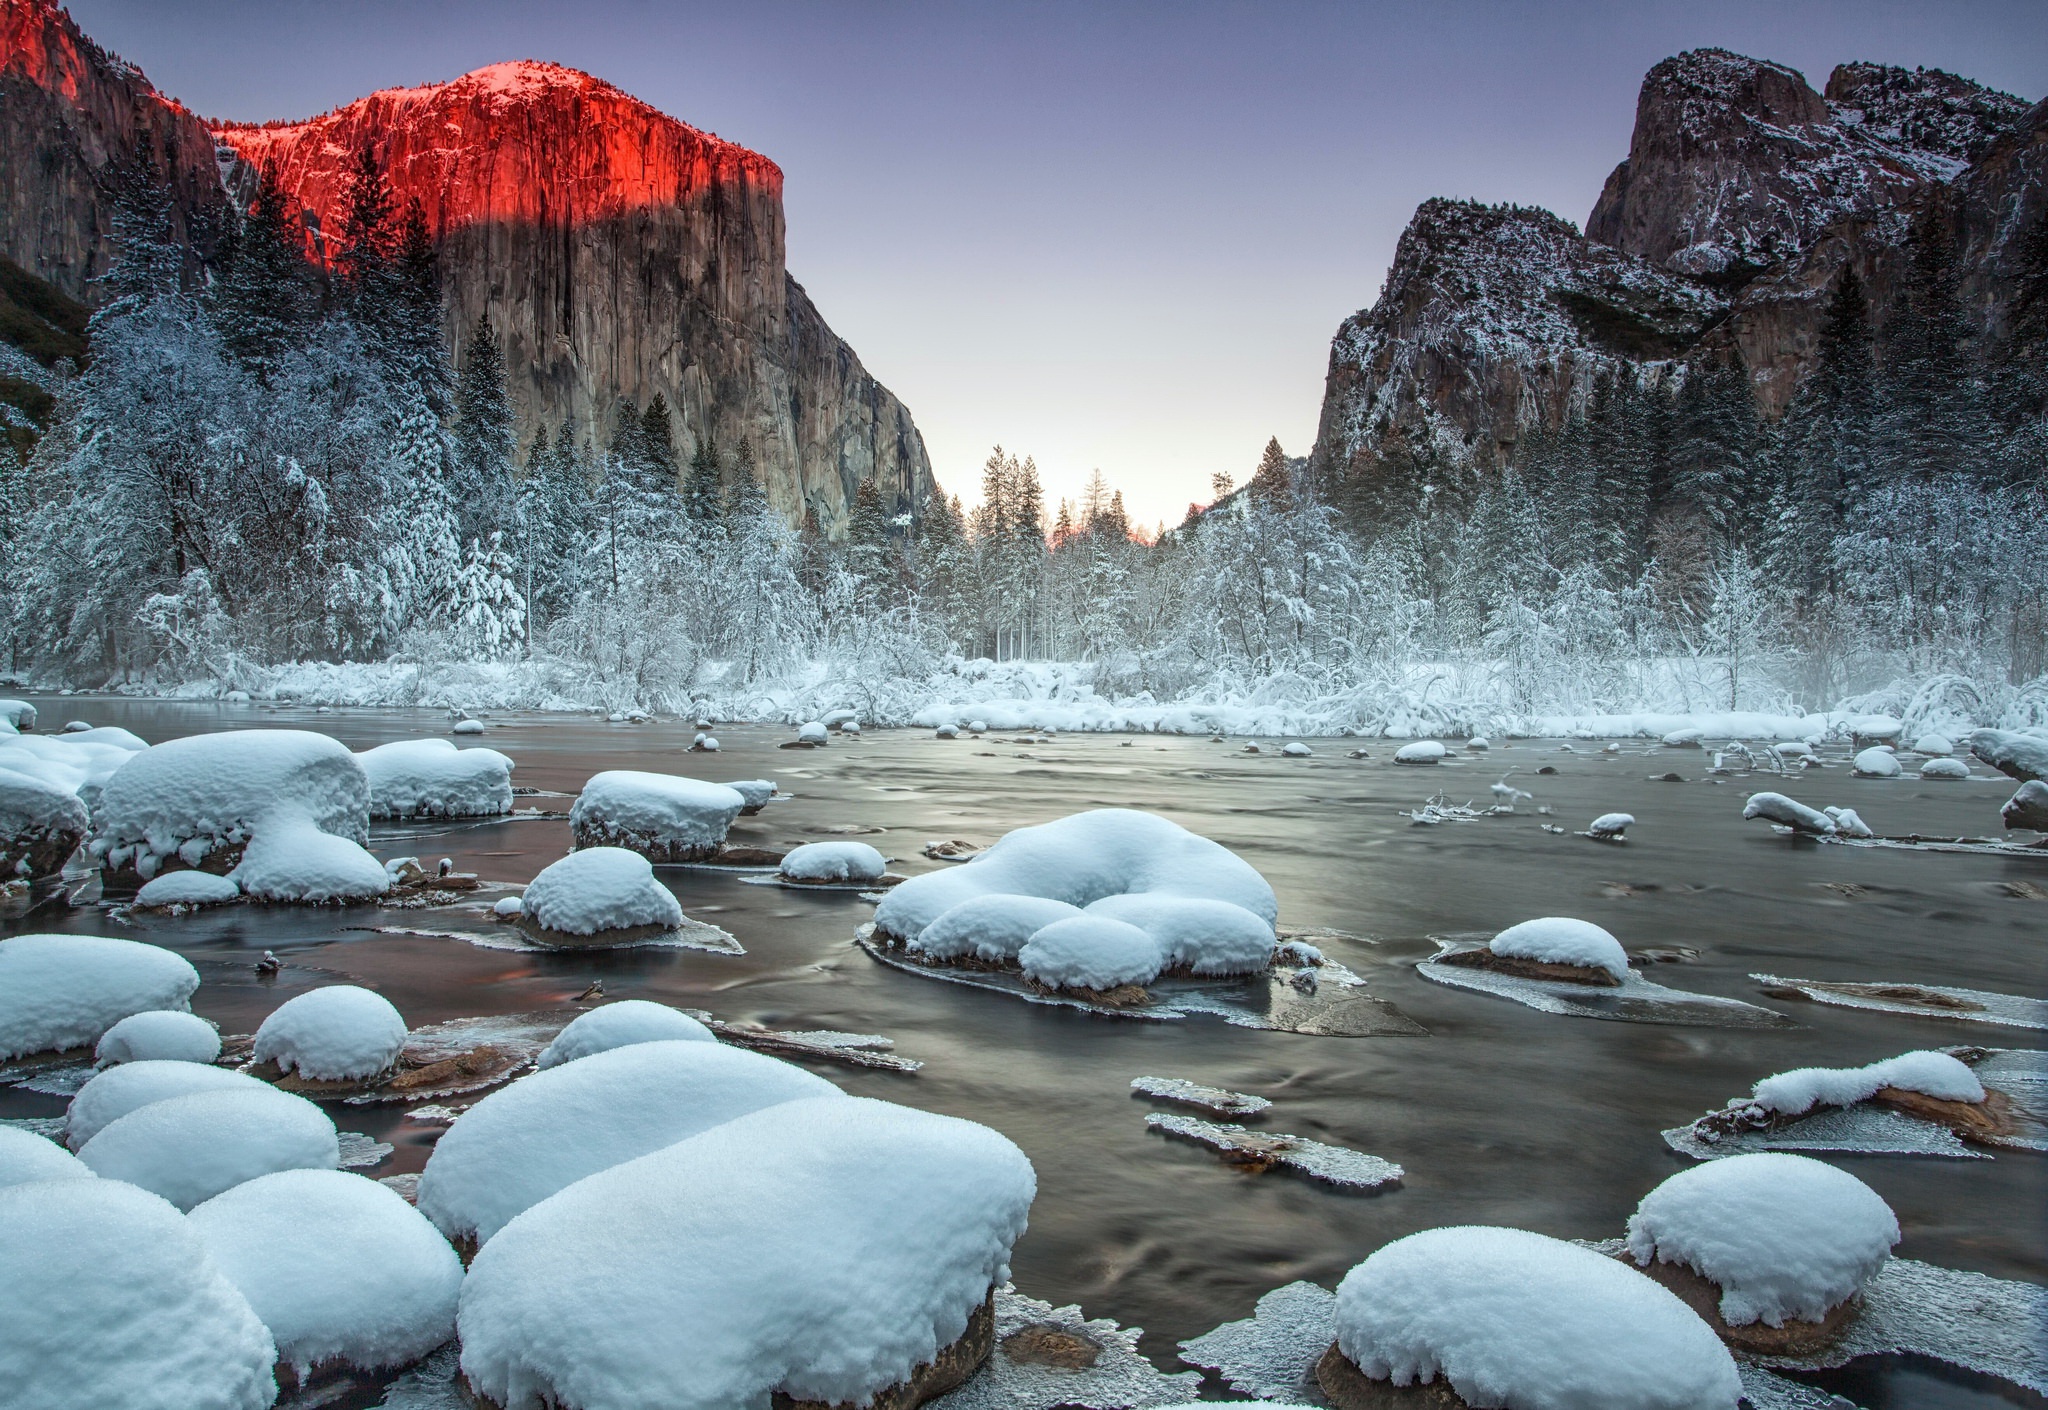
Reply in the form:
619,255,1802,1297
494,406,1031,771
0,1178,276,1410
252,986,406,1082
536,1000,715,1068
1742,792,1835,835
1081,893,1277,975
1748,1050,1984,1119
357,738,514,820
452,718,486,736
92,728,371,884
690,732,720,752
76,1085,340,1210
936,724,959,739
231,813,389,903
1018,916,1164,992
1393,740,1446,764
1662,728,1705,748
1848,715,1901,747
968,719,987,734
1466,736,1491,751
725,778,775,814
0,765,87,879
569,769,746,861
95,1010,220,1067
518,846,685,944
2003,779,2048,831
134,868,241,908
1588,812,1632,839
1282,741,1313,757
66,1061,278,1150
1324,1226,1739,1410
1484,917,1629,984
1822,805,1874,838
1774,741,1814,760
797,720,830,746
780,840,886,884
0,1126,93,1190
0,934,199,1061
1970,728,2048,783
1918,756,1969,780
1626,1153,1897,1342
909,894,1084,964
0,698,36,729
1851,747,1902,778
457,1095,1034,1410
189,1169,463,1377
418,1040,840,1246
1913,733,1954,756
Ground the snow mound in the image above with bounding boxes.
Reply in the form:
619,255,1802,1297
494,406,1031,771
780,840,886,883
1332,1225,1740,1410
190,1168,463,1376
1743,792,1835,834
1626,1153,1899,1327
1589,812,1633,838
134,869,241,907
452,718,486,735
253,985,407,1081
797,720,830,744
725,778,775,812
1750,1050,1985,1117
358,738,514,819
1851,748,1902,778
520,846,684,937
1081,893,1278,974
418,1039,840,1245
66,1060,277,1149
1490,917,1630,980
1971,728,2048,783
0,1126,94,1190
0,765,88,877
457,1095,1034,1410
1918,757,1969,780
77,1084,341,1209
910,894,1084,963
569,770,745,860
1393,740,1446,763
230,812,390,902
0,933,200,1061
95,1010,220,1067
1018,916,1165,990
535,1000,715,1068
0,1178,276,1410
1914,734,1954,756
1282,741,1313,757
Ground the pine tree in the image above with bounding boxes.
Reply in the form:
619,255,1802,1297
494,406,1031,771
97,138,185,312
723,438,767,519
683,425,726,522
1773,268,1877,595
391,198,449,410
452,312,515,524
1248,436,1292,503
335,142,399,338
450,531,528,659
641,395,677,488
1880,197,1989,481
214,161,310,377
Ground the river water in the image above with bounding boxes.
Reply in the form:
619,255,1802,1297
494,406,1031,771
5,697,2043,1406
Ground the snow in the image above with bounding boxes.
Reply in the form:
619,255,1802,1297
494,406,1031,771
1489,917,1630,980
780,839,886,883
1919,756,1969,779
0,698,36,729
134,869,241,907
1281,741,1313,756
1852,748,1902,778
1018,916,1165,990
1625,1153,1900,1326
0,730,142,810
910,894,1084,963
519,846,684,937
725,777,775,811
358,738,514,819
1743,792,1836,834
231,811,390,902
417,1039,841,1245
95,1010,220,1066
0,1178,276,1410
1331,1226,1741,1410
1749,1050,1986,1117
1589,812,1633,838
76,1085,341,1209
1971,728,2048,783
936,724,959,738
1822,806,1874,838
1663,728,1706,747
66,1060,278,1149
253,985,407,1081
569,769,745,859
535,1000,715,1068
0,933,200,1061
0,1126,94,1189
1393,740,1446,763
452,719,486,735
189,1169,464,1376
492,894,524,916
2006,780,2048,829
0,765,87,872
1130,1075,1272,1118
1081,893,1277,974
1148,1113,1403,1190
797,720,830,744
456,1095,1033,1410
1914,734,1954,755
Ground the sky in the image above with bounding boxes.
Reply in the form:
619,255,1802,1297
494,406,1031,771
67,0,2048,528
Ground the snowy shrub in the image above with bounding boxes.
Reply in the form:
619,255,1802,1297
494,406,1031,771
0,934,199,1061
66,1061,278,1150
358,738,514,818
0,1127,93,1191
95,1010,220,1067
536,1000,715,1068
779,840,886,883
252,986,407,1081
77,1085,341,1209
569,770,745,861
519,846,684,939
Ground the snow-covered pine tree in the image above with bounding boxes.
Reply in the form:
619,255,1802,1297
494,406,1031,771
450,530,528,659
683,423,725,523
452,312,515,530
213,161,311,379
380,390,463,641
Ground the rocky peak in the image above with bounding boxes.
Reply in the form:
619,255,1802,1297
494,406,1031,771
1825,61,2031,173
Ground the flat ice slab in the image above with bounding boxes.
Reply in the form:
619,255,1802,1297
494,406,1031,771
1144,1112,1402,1191
1419,937,1793,1028
1752,973,2048,1030
1130,1076,1270,1118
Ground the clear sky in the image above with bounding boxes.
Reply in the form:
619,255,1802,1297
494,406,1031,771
67,0,2046,528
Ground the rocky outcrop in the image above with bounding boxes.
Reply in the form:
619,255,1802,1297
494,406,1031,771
212,61,933,530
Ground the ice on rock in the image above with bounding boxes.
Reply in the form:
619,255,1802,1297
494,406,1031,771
1330,1226,1740,1410
0,765,87,878
568,769,745,860
95,1009,221,1067
1393,739,1446,763
1626,1153,1899,1328
189,1169,464,1377
0,1178,277,1410
0,1125,94,1189
358,738,514,819
1970,727,2048,783
1918,756,1969,779
417,1039,840,1245
1178,1279,1336,1403
780,839,887,883
1019,916,1165,991
1821,806,1873,838
0,933,200,1061
911,895,1085,963
134,868,241,908
230,811,390,902
1743,792,1836,835
939,1286,1201,1410
1147,1113,1402,1191
518,845,685,939
253,985,407,1081
1751,973,2048,1030
1750,1050,1985,1116
66,1060,278,1149
725,777,776,813
1131,1075,1271,1118
1851,747,1902,778
1490,917,1630,980
457,1095,1034,1410
535,1000,715,1068
77,1084,341,1209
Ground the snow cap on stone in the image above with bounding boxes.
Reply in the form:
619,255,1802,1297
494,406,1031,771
1018,915,1166,990
253,985,407,1081
77,1085,340,1210
0,1126,95,1190
0,933,200,1061
536,1000,715,1068
357,738,514,819
780,840,886,883
67,1060,278,1150
1489,917,1630,980
95,1009,221,1067
521,846,684,936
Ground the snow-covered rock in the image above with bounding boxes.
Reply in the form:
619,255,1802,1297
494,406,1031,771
1489,917,1630,981
1466,736,1491,751
1081,893,1278,975
77,1085,341,1210
1918,756,1969,780
357,738,514,819
418,1039,840,1246
134,869,241,908
1971,728,2048,783
1742,792,1835,834
95,1010,220,1067
909,894,1085,964
1282,741,1313,757
1018,916,1165,991
0,934,200,1061
189,1169,464,1377
1849,715,1902,745
779,840,886,884
231,812,389,903
936,724,959,739
1913,733,1954,756
518,846,684,941
1662,728,1705,748
1823,805,1874,838
0,698,37,729
2004,779,2048,831
569,769,746,861
535,1000,715,1068
1588,812,1633,839
1329,1226,1739,1410
1851,747,1902,778
725,777,775,813
0,1126,94,1190
457,1095,1034,1410
492,894,524,917
797,720,830,745
1748,1050,1984,1118
66,1061,278,1150
253,986,407,1081
691,732,720,752
452,718,486,736
968,719,988,733
1393,740,1446,763
1626,1153,1899,1328
0,1178,276,1410
0,765,87,879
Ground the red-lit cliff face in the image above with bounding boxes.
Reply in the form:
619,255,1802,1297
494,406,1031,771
213,61,931,529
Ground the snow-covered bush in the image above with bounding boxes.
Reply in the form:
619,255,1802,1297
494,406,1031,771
1018,916,1164,991
1851,748,1902,778
1329,1226,1739,1410
95,1010,220,1067
0,1178,276,1410
76,1085,340,1209
1489,917,1629,981
252,986,407,1081
779,840,886,884
189,1169,463,1376
1626,1153,1898,1328
518,846,684,940
0,934,199,1061
230,813,390,903
419,1040,840,1245
536,1000,715,1068
66,1061,277,1150
568,770,745,861
0,1127,93,1190
134,869,241,908
358,738,514,819
457,1096,1034,1410
1393,740,1446,763
0,766,88,879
